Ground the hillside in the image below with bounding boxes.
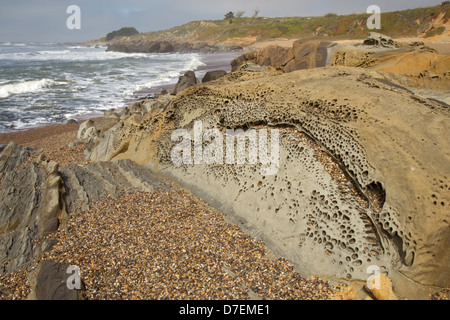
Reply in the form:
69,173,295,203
101,3,450,53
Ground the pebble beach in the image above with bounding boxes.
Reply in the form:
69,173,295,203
0,122,349,300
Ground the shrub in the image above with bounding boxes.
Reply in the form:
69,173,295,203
424,26,446,37
106,27,139,41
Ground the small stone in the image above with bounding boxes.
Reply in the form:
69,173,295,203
365,273,398,300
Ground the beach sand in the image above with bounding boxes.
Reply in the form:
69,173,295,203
0,122,88,168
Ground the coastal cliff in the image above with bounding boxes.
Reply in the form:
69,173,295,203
100,3,450,54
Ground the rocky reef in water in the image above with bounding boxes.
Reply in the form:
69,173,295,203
106,37,243,54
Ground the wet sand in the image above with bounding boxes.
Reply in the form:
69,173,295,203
0,122,87,168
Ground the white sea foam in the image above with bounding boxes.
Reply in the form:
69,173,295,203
11,117,50,130
0,42,26,47
183,54,206,71
34,50,71,55
0,79,56,99
132,53,206,92
0,49,150,61
0,43,215,131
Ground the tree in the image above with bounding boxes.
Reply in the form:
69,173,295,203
106,27,139,41
224,11,235,20
252,8,260,18
235,11,245,18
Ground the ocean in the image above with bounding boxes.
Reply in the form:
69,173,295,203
0,42,239,133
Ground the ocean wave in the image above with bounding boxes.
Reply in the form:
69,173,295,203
0,44,214,131
33,50,71,55
101,51,150,60
0,49,150,61
0,79,57,99
131,54,207,92
10,117,51,130
0,42,27,47
183,54,206,71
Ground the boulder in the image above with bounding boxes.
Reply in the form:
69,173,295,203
363,32,398,48
231,40,335,73
34,260,85,300
283,40,332,72
202,70,227,83
77,117,119,141
77,119,95,140
231,51,258,71
238,63,269,72
66,119,78,125
365,273,399,300
170,71,200,95
0,143,66,274
255,45,292,70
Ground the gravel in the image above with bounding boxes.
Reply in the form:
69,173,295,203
41,188,344,300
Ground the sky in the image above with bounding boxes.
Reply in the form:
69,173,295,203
0,0,444,42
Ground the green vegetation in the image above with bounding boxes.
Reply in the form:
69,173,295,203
106,27,139,41
424,26,446,38
224,12,234,20
107,3,449,43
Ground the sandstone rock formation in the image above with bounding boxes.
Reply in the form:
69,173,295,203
363,32,398,48
333,47,450,91
171,71,200,95
83,66,450,299
365,273,399,300
231,40,338,72
232,38,450,92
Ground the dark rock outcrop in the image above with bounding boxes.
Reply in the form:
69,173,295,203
363,32,398,48
0,143,66,275
0,142,176,299
106,40,224,54
34,260,85,300
170,71,200,95
202,70,227,83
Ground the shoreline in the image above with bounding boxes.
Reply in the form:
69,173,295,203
3,33,448,135
0,50,241,135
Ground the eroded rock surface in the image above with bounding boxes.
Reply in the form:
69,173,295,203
171,71,200,95
0,143,65,275
231,40,338,72
232,38,450,92
84,66,450,299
